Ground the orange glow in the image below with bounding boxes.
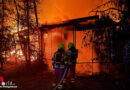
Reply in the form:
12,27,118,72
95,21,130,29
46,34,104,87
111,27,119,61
44,33,49,38
7,50,24,63
38,0,110,24
43,28,100,75
38,0,120,75
10,50,23,56
8,0,119,75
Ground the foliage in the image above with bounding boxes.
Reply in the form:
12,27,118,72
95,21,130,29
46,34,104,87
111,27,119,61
0,0,15,61
82,0,129,65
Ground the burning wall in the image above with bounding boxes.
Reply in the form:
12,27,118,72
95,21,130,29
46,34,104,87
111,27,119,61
42,27,100,75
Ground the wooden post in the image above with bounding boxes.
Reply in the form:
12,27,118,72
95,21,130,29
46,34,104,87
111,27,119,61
75,26,76,48
73,27,75,45
73,26,76,47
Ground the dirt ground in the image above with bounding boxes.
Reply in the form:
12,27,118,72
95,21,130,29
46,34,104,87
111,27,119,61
0,62,125,90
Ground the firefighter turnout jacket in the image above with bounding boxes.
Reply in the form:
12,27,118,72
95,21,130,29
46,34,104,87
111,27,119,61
67,47,78,65
52,49,67,69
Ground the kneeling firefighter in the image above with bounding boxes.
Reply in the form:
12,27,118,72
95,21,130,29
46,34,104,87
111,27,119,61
52,43,67,89
66,42,78,85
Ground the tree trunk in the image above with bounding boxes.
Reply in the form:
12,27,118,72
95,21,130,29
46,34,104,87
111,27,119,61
26,0,31,65
33,0,43,64
14,0,25,62
1,0,4,30
22,0,31,65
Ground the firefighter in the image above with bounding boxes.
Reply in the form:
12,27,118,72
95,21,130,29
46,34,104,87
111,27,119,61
67,42,78,85
52,43,66,89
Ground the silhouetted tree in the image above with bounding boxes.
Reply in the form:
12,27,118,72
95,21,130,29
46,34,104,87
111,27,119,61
0,0,15,68
13,0,42,65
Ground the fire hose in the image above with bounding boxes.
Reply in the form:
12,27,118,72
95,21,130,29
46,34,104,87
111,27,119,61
53,67,68,90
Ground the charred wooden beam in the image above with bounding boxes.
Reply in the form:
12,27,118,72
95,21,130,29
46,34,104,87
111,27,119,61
39,15,99,31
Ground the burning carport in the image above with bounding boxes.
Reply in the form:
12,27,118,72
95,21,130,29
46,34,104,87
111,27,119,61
39,15,119,75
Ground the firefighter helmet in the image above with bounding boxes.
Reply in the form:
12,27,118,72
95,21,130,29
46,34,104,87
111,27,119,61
58,43,65,49
68,42,74,48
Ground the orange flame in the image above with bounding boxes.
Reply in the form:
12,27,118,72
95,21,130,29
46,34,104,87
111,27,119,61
43,28,100,75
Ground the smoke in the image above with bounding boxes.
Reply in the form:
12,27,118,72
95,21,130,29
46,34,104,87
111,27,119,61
38,0,109,24
39,0,114,75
